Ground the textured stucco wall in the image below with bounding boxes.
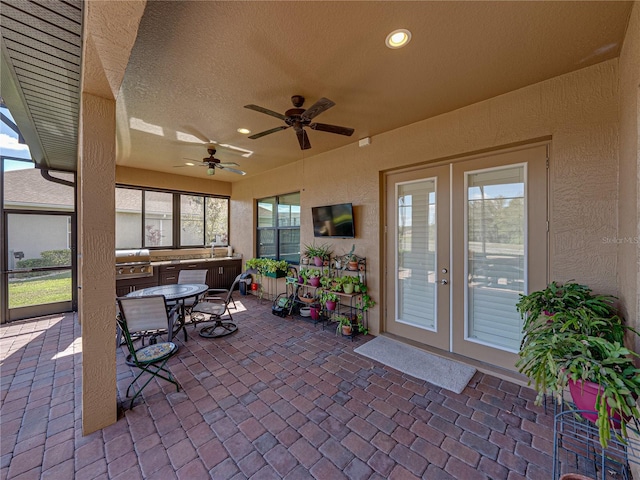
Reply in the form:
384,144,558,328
231,59,621,337
116,165,232,196
79,0,146,435
617,1,640,346
79,93,118,434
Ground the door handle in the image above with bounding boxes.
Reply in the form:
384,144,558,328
440,279,448,285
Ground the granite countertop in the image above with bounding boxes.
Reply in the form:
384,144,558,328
151,256,241,266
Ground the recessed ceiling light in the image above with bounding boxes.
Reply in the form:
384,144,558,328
386,29,411,49
237,128,251,134
185,162,195,166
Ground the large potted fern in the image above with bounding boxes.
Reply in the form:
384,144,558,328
516,281,640,448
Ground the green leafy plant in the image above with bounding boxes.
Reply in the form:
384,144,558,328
245,258,289,275
303,242,333,260
516,281,615,330
299,268,311,284
319,290,338,304
334,314,352,336
516,281,640,448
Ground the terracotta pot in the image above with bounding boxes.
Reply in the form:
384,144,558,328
342,325,352,336
348,261,358,271
559,474,594,480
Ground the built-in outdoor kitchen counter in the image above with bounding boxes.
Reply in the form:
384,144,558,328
116,248,242,296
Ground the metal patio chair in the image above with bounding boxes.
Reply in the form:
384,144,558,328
116,295,181,408
192,273,243,338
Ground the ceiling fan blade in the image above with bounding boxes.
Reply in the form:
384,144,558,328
301,97,335,121
218,165,246,175
309,122,355,136
248,125,289,139
219,162,239,167
244,104,286,120
296,127,311,150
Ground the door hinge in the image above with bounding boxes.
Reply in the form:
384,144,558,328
546,221,549,232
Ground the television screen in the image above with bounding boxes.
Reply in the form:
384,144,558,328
312,203,355,238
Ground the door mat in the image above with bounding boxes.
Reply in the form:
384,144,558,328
354,336,476,394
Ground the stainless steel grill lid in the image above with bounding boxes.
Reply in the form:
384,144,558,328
115,249,153,279
115,249,151,265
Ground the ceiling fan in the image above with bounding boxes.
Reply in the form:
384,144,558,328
175,148,246,176
244,95,354,150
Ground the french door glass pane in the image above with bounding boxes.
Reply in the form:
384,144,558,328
396,179,436,330
467,165,525,351
144,191,172,247
180,195,204,246
116,188,142,248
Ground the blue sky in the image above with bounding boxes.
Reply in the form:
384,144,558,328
1,106,33,171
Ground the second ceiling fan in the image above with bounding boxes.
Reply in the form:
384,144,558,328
244,95,354,150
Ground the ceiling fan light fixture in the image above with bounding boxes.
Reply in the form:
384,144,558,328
386,29,411,49
207,167,215,176
185,162,195,166
237,128,251,134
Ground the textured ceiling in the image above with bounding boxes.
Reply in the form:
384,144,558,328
0,0,82,172
1,1,634,179
117,1,633,182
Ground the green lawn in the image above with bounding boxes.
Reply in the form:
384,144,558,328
9,272,72,308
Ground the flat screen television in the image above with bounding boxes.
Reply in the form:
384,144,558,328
312,203,355,238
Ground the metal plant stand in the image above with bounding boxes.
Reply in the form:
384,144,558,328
553,408,640,479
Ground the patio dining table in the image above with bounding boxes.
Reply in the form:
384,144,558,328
125,283,209,341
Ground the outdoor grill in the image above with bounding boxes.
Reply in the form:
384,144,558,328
115,249,153,279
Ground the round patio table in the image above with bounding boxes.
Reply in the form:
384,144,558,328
126,284,208,341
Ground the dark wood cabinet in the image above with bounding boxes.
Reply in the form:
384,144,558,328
115,270,159,297
117,259,242,296
157,259,241,290
208,259,241,289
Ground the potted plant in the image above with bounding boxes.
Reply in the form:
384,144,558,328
341,275,357,294
334,314,352,336
299,268,311,285
344,244,359,270
516,281,640,448
515,281,614,328
310,303,322,321
304,242,332,267
308,269,321,287
245,258,289,278
320,290,338,311
298,291,316,304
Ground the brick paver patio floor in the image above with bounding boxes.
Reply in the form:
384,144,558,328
1,294,557,479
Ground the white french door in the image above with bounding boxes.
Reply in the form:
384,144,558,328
384,144,548,370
